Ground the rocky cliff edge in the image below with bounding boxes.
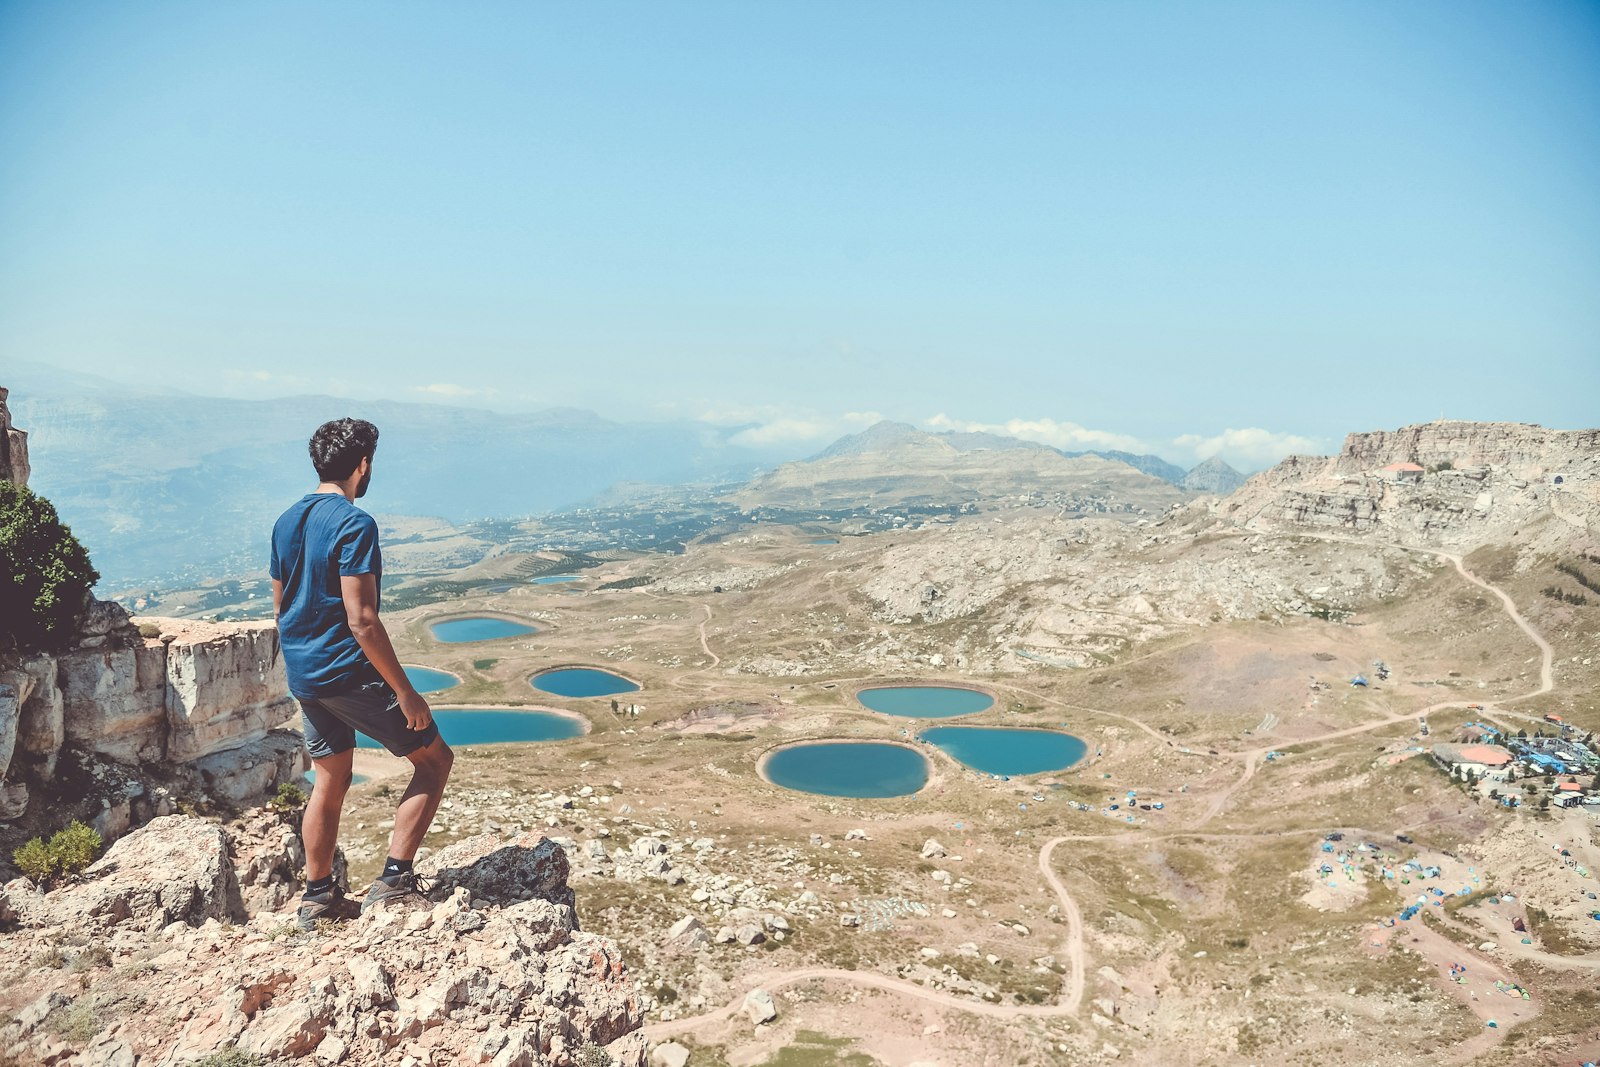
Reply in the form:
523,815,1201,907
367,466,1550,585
1,604,302,836
1218,420,1599,547
0,815,645,1067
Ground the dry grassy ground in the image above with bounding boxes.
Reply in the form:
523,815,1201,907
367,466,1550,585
314,515,1600,1066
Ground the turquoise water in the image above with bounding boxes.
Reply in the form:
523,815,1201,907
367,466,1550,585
764,742,928,798
305,770,370,786
403,665,459,694
920,726,1087,775
430,617,538,642
531,667,640,698
810,538,839,545
357,708,583,748
531,574,582,585
858,686,994,718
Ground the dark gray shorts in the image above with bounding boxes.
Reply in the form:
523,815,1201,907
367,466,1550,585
298,678,441,759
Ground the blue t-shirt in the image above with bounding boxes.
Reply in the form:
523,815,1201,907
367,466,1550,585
270,493,383,698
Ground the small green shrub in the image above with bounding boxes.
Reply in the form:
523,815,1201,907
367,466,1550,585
191,1050,266,1067
137,621,162,639
269,782,308,812
575,1044,614,1067
14,837,55,883
45,998,102,1044
0,482,99,652
51,821,102,876
11,821,103,889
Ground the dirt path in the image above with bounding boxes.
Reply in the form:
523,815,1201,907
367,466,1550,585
697,603,720,669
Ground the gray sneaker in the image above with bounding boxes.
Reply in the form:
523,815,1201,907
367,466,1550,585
361,871,435,916
296,887,360,931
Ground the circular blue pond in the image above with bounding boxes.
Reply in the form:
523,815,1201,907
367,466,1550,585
531,667,640,698
358,708,584,748
430,616,538,643
763,742,929,798
403,665,459,694
531,574,583,585
920,727,1087,776
858,686,994,718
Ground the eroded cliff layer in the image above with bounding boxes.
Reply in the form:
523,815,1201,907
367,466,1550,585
1220,421,1599,547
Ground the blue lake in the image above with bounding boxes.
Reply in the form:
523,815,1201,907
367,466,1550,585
430,617,538,643
358,708,584,747
531,667,640,698
920,727,1087,776
305,770,370,785
531,574,583,585
763,742,929,798
403,665,459,694
810,538,839,545
858,686,994,718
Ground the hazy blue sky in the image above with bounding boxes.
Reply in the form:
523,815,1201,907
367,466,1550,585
2,1,1596,468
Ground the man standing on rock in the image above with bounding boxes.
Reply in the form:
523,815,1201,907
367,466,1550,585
270,417,454,929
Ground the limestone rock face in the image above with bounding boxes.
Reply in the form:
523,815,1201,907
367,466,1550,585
58,643,171,763
161,618,298,762
0,385,29,487
1,614,298,824
0,819,645,1067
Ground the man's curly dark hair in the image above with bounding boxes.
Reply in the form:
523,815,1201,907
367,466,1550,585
309,418,379,481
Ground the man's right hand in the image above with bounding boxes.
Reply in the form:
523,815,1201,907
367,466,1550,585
399,690,433,732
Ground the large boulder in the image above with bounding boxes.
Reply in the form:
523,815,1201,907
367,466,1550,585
6,815,245,933
421,831,578,914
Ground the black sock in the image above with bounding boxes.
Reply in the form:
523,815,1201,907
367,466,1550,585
304,874,335,898
380,856,413,882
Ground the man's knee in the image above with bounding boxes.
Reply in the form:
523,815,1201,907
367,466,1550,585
410,737,453,780
310,762,354,796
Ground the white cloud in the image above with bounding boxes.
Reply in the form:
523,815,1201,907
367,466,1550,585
413,382,483,398
720,409,885,448
923,413,1147,453
1171,427,1325,469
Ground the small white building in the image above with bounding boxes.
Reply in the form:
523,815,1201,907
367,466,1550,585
1380,462,1425,483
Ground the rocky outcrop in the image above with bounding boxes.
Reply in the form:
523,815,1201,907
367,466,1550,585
1220,421,1600,547
4,815,245,933
1,610,300,828
1181,456,1245,495
0,386,28,487
0,817,645,1067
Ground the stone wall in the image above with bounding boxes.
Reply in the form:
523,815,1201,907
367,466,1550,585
0,385,29,488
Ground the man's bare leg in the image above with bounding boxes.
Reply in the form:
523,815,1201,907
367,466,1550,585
303,749,354,882
386,736,454,864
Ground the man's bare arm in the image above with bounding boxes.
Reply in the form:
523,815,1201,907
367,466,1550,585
271,578,283,617
340,573,432,731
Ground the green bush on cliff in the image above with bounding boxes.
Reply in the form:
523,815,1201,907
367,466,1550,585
0,481,99,652
12,819,103,887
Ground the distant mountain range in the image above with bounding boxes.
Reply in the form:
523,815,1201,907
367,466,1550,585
734,421,1190,512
